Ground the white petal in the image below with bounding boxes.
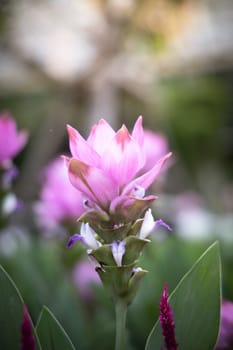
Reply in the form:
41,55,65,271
81,223,99,250
139,209,155,239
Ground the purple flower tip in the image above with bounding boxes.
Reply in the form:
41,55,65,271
155,219,172,232
20,305,36,350
159,284,178,350
66,234,84,248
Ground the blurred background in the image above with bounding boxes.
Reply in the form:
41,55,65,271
0,0,233,349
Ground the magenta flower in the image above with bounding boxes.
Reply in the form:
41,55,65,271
20,305,36,350
66,117,171,228
0,113,28,166
215,300,233,350
159,284,178,350
35,157,85,233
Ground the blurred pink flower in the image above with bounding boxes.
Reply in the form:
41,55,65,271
142,129,169,173
35,157,85,233
215,300,233,350
0,113,28,165
66,116,171,227
72,260,100,300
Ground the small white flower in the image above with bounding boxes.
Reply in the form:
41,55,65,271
138,209,172,240
139,209,155,239
111,241,126,266
80,223,100,250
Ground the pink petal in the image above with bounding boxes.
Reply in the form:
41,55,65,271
66,125,100,167
68,158,119,208
123,152,172,194
87,119,115,156
132,116,144,145
102,125,145,186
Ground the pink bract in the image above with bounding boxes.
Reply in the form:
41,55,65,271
66,116,171,224
0,113,28,165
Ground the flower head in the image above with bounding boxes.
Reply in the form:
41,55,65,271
159,284,178,350
66,117,172,303
0,113,28,166
66,116,171,230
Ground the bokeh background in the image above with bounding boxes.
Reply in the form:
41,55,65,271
0,1,233,349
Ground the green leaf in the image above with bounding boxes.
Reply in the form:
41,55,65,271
145,241,221,350
0,264,41,349
36,306,76,350
123,236,148,265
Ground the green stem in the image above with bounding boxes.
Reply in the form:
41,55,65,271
115,299,128,350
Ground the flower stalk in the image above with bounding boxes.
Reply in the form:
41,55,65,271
115,299,128,350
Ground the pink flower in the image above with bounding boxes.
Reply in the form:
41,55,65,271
215,300,233,350
66,116,171,227
72,260,100,300
0,113,28,165
35,157,85,233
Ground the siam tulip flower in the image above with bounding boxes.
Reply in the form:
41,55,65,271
0,113,28,166
35,157,85,234
215,300,233,350
65,116,172,350
159,284,178,350
66,116,171,237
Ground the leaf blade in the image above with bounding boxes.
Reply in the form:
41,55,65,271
145,241,221,350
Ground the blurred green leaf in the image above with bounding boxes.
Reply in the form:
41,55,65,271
0,264,41,349
145,241,221,350
36,306,76,350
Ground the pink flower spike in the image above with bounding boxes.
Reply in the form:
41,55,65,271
159,284,178,350
20,305,36,350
